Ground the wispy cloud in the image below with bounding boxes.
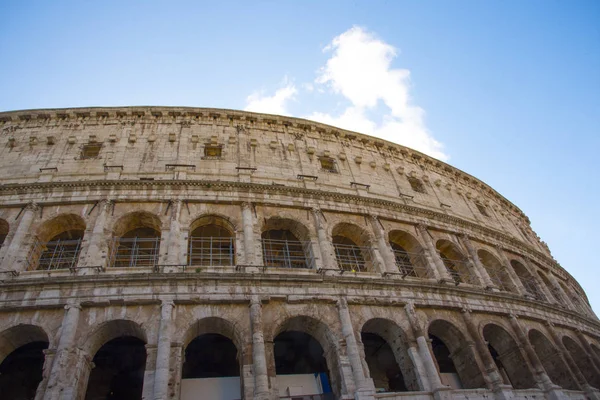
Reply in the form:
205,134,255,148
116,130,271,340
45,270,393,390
244,79,297,116
243,26,448,161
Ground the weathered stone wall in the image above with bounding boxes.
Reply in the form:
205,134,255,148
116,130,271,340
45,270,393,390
0,107,598,400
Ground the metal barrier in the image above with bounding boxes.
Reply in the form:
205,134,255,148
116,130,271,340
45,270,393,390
109,237,160,268
392,249,432,279
28,238,82,271
333,243,372,272
262,239,315,269
279,394,335,400
188,237,234,266
440,257,478,285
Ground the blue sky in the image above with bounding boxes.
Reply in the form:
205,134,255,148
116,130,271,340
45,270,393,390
1,1,599,312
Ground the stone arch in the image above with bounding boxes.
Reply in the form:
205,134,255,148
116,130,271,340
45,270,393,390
388,230,429,278
562,335,600,388
435,240,471,284
181,317,244,355
331,222,374,272
110,211,162,268
81,319,148,357
0,324,49,399
510,260,543,300
273,315,343,399
482,323,535,389
29,213,87,270
0,218,9,247
188,215,236,266
528,329,578,390
360,318,421,392
82,319,148,400
537,270,559,302
261,217,314,269
477,250,516,292
591,343,600,360
428,319,486,389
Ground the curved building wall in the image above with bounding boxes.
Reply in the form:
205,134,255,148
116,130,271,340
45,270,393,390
0,107,598,400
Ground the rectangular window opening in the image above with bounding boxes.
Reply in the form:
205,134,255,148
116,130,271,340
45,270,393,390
476,203,490,217
319,157,337,173
203,145,222,159
407,176,427,194
81,143,102,159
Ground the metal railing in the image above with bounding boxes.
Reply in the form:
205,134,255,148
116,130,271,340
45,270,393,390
28,238,82,271
440,257,478,285
333,243,373,272
392,249,432,279
188,237,234,266
279,394,335,400
262,239,315,269
484,266,513,292
109,237,160,268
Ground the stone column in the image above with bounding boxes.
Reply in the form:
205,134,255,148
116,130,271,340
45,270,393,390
575,330,600,374
153,300,175,400
34,348,55,400
43,303,82,400
165,200,185,267
494,245,527,295
459,235,494,288
168,342,184,399
249,296,270,400
2,202,38,271
368,215,397,274
312,208,336,270
143,345,157,400
79,199,113,273
544,322,589,390
70,349,94,400
241,202,257,266
523,260,556,304
416,224,449,282
337,297,374,398
461,309,514,399
507,315,564,398
404,303,452,400
546,274,574,310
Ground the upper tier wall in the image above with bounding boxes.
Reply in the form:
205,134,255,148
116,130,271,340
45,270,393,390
0,106,550,257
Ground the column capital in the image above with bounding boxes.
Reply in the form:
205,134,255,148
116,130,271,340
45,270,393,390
460,307,472,315
160,299,175,309
337,296,349,309
25,201,40,212
64,303,82,311
241,201,253,210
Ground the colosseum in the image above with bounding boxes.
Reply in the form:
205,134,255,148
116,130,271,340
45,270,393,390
0,106,598,400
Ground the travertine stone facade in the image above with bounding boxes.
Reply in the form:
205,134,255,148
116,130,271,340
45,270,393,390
0,107,598,400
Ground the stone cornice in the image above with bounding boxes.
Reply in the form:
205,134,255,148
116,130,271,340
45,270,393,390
0,178,574,283
0,106,528,221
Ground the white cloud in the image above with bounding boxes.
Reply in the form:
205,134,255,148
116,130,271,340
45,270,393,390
309,26,447,161
243,26,447,161
244,82,297,116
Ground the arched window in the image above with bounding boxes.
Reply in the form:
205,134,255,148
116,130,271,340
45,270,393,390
261,218,314,269
510,260,544,300
528,329,578,390
436,240,471,285
332,223,373,272
388,230,429,279
28,214,86,271
0,219,8,248
477,250,516,292
110,212,161,268
188,216,235,267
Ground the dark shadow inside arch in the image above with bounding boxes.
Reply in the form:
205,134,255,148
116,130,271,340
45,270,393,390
0,341,48,400
563,336,600,388
361,332,407,392
85,337,146,400
183,333,239,378
483,324,536,389
0,218,9,247
528,329,578,391
262,229,312,269
188,216,235,267
388,230,429,279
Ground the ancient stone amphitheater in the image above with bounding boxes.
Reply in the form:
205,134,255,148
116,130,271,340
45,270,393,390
0,106,598,400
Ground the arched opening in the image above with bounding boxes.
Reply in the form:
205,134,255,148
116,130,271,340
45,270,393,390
85,337,147,400
0,218,8,247
361,318,420,393
273,316,339,399
528,329,578,390
28,214,86,271
510,260,544,300
261,217,314,269
0,325,49,399
537,270,561,303
428,319,486,389
188,215,235,267
477,250,516,292
436,240,471,285
180,318,243,400
388,230,429,279
110,212,161,268
482,323,535,389
83,320,148,400
332,223,373,272
592,343,600,360
181,334,240,400
563,336,600,388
